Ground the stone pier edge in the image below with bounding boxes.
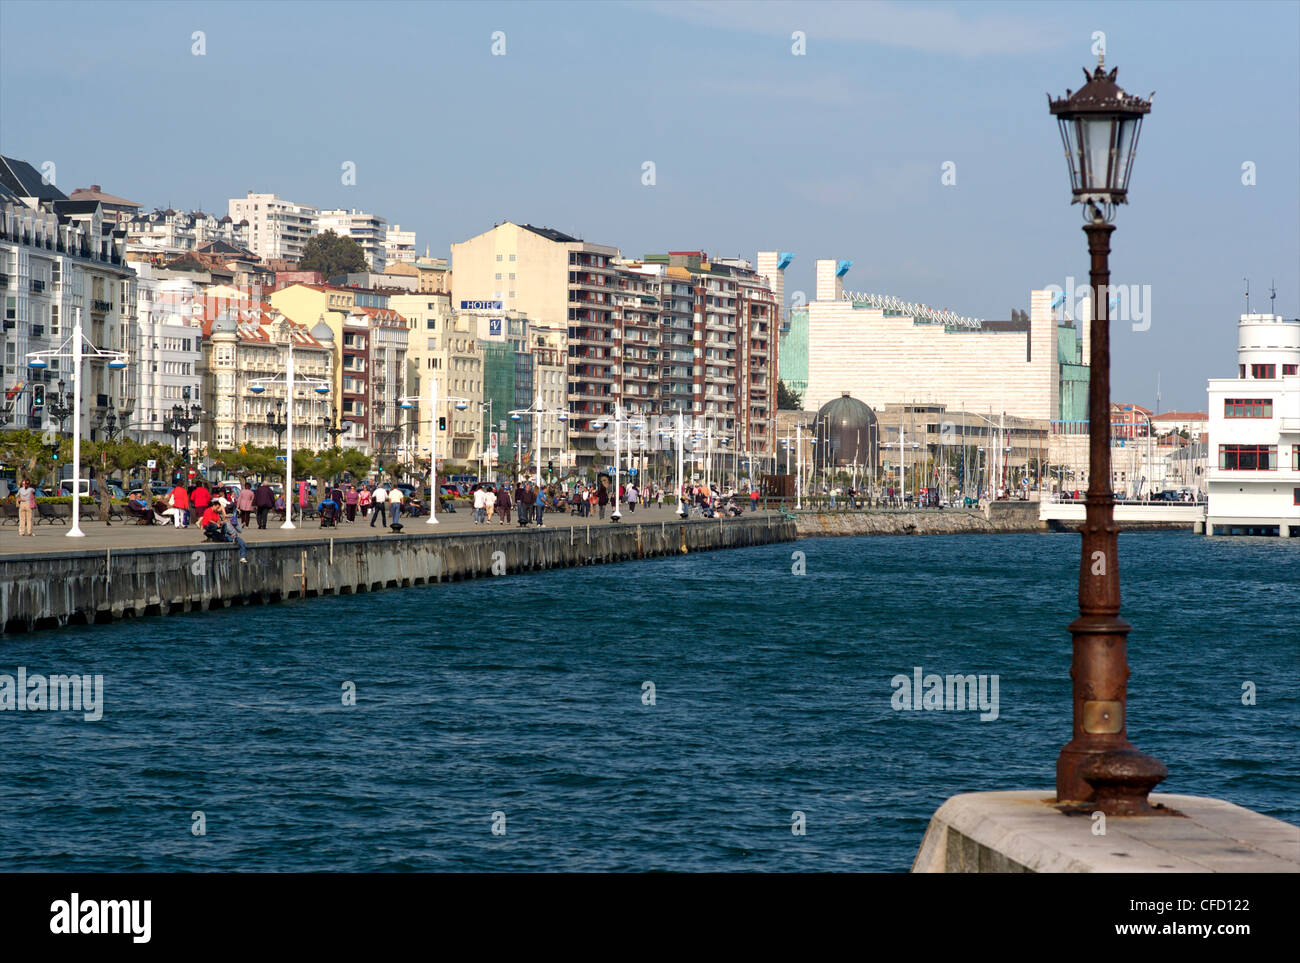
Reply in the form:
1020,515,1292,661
1,514,796,635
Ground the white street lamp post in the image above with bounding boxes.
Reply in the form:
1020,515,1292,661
675,410,685,517
26,306,129,538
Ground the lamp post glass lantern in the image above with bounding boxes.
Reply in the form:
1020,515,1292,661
1049,55,1166,814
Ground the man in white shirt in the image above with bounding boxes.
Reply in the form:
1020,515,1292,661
370,483,388,528
388,485,404,526
472,486,487,524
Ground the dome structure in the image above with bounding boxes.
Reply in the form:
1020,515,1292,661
210,310,238,336
814,392,878,468
310,320,334,342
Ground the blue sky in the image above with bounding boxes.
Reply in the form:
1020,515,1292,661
2,0,1296,411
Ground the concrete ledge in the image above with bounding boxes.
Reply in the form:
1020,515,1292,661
912,790,1300,873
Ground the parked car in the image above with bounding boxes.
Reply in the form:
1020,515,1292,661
59,479,94,497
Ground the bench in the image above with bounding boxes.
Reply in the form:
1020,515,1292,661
37,502,67,525
0,503,17,525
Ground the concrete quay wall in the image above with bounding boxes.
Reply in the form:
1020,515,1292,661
794,502,1044,538
0,515,795,635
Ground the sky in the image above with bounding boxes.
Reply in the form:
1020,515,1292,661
1,0,1296,412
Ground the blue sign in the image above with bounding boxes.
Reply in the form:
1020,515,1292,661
460,300,503,311
489,318,502,336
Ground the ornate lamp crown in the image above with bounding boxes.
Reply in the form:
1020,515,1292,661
1048,55,1153,221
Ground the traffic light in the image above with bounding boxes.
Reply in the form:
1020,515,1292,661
32,384,45,408
50,444,59,462
438,416,447,431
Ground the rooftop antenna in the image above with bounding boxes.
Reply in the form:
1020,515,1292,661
1244,277,1250,314
1269,279,1277,314
1155,372,1161,416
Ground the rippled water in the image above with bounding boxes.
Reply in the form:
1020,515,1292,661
1,532,1296,871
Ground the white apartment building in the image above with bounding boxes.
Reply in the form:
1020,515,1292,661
1206,313,1300,536
384,225,416,265
318,209,387,272
129,262,204,444
124,209,250,262
227,192,318,262
2,156,137,440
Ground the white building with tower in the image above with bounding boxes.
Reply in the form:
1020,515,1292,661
1205,313,1300,536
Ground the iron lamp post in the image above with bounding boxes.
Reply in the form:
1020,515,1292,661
1049,54,1166,814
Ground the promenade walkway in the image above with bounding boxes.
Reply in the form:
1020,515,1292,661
0,503,769,558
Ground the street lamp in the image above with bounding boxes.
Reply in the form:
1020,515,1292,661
322,406,351,447
100,407,125,442
26,306,130,537
1049,54,1165,813
265,400,288,447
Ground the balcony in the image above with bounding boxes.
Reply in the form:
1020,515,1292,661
91,299,113,313
30,278,45,294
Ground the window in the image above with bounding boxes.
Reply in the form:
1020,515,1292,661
1240,364,1246,378
495,273,502,280
1295,488,1300,506
1219,444,1276,470
496,255,502,262
1295,447,1300,471
1250,364,1276,379
1224,398,1273,418
1285,364,1298,376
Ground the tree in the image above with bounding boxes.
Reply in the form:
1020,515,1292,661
777,379,803,411
79,439,136,519
0,429,62,487
299,230,367,278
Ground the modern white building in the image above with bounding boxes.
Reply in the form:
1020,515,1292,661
384,225,416,265
227,192,318,262
1206,313,1300,536
318,209,387,272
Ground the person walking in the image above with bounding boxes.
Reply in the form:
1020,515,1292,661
626,482,638,514
483,485,497,524
236,483,255,528
370,482,388,527
358,485,371,518
657,486,665,509
388,484,404,526
344,484,359,523
191,481,211,518
472,485,487,524
597,481,608,520
16,478,36,536
252,481,274,530
518,482,533,527
534,483,546,527
169,481,191,528
496,485,512,524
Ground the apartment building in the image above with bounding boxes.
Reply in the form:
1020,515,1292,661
384,225,416,265
125,209,251,262
227,192,318,262
450,221,619,468
1206,313,1300,536
1,155,137,439
129,262,204,444
199,303,334,451
318,209,387,272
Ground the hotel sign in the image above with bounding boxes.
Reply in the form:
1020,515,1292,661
460,300,502,311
